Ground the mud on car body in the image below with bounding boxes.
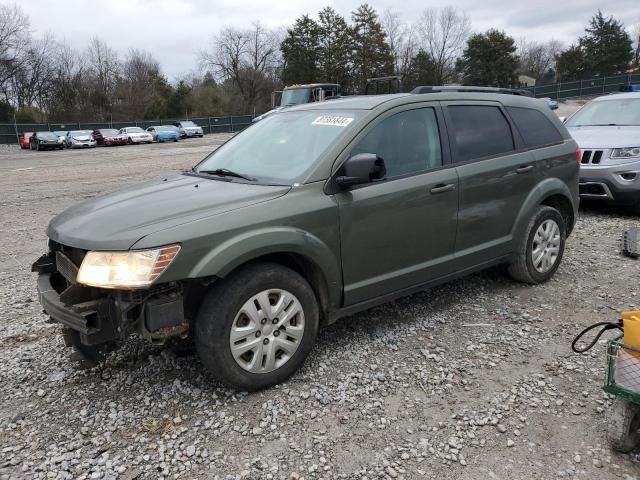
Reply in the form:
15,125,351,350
34,86,579,391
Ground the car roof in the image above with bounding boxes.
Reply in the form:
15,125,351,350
593,92,640,102
287,91,547,112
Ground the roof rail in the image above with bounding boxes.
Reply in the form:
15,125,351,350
411,86,533,97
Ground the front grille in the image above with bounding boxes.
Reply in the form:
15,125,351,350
581,149,604,164
55,251,79,284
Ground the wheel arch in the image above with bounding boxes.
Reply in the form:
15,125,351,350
188,228,342,323
511,178,577,246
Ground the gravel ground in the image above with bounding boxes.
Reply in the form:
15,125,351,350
1,134,639,480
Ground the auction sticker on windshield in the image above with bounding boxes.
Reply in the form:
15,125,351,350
312,116,354,127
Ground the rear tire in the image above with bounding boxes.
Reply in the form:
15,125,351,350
508,205,566,284
195,263,319,391
607,398,640,452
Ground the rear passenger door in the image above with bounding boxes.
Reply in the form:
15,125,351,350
442,101,540,269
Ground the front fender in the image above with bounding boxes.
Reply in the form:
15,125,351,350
511,177,576,246
188,227,342,307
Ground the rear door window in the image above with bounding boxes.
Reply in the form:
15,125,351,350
506,106,563,148
447,105,514,162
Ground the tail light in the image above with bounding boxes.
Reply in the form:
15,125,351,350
575,147,581,165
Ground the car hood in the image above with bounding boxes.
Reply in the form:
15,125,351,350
128,132,150,137
47,174,291,250
567,125,640,149
72,135,93,141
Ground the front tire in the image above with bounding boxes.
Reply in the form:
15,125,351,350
508,205,566,284
195,263,319,391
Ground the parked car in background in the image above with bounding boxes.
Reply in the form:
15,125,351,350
541,97,558,110
18,131,33,149
565,92,640,207
172,120,204,138
146,125,180,142
119,126,153,144
92,128,127,146
65,130,96,148
30,131,64,150
34,86,579,391
52,131,67,143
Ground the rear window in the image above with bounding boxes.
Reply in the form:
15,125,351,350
507,107,563,148
447,105,514,162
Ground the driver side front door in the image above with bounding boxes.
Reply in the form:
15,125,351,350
335,104,459,305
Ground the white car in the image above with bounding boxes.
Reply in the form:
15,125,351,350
119,127,153,144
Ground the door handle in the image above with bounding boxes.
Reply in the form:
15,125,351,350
430,183,455,194
516,165,534,174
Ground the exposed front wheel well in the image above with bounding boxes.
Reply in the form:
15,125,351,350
541,194,575,236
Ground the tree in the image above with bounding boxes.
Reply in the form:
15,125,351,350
630,23,639,68
350,4,394,93
580,11,632,75
555,45,586,81
317,7,352,86
280,15,321,84
0,3,30,95
86,37,120,119
457,29,519,87
403,50,438,91
200,22,279,114
381,8,418,83
417,7,470,84
517,39,562,81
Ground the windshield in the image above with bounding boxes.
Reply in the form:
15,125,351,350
70,130,92,136
127,127,144,133
100,129,119,136
281,88,311,107
181,121,196,127
37,132,58,140
194,110,362,184
566,98,640,127
53,131,66,136
155,126,170,131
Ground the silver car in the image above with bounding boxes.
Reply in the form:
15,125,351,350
565,93,640,206
172,120,203,138
65,130,97,148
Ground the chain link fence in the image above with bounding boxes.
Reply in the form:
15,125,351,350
523,73,640,100
0,114,255,144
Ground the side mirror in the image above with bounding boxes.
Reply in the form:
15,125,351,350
336,153,386,189
559,116,567,123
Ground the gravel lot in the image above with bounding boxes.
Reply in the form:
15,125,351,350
1,131,639,480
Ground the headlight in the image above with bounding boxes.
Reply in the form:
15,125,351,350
611,147,640,159
77,245,180,289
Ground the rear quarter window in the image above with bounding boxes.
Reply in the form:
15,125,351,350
506,106,563,148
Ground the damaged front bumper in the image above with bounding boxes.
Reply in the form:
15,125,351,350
32,245,190,349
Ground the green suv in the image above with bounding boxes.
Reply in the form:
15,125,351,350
33,87,579,391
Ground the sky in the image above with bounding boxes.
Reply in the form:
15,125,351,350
21,0,640,81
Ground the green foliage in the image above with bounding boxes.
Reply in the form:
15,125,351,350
579,11,633,76
403,50,438,91
457,29,519,87
350,4,394,92
317,7,353,86
0,101,14,122
281,15,322,85
556,45,586,81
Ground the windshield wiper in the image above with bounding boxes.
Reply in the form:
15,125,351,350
197,168,256,182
